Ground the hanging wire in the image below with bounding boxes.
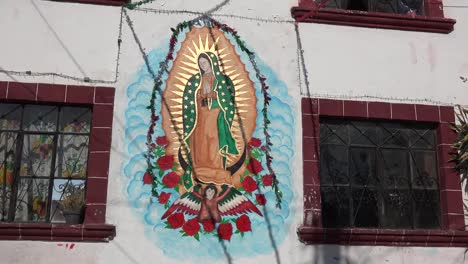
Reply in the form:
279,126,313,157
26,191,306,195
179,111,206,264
0,69,115,85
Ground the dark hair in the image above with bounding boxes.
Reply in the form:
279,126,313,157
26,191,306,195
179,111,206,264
198,53,212,74
204,184,218,196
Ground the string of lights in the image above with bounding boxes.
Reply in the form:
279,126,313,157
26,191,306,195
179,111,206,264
131,7,294,24
303,93,468,108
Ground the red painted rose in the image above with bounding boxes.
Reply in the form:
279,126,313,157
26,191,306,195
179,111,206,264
248,137,261,148
158,192,171,204
182,218,200,236
218,222,233,241
162,172,180,188
241,176,258,193
246,158,263,175
256,194,266,206
143,172,153,185
167,212,185,229
157,155,174,170
202,219,215,232
236,215,252,232
262,175,273,186
156,136,169,146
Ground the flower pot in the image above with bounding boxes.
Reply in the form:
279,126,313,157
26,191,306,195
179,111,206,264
63,211,83,224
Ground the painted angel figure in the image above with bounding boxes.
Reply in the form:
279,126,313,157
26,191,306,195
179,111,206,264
161,184,262,223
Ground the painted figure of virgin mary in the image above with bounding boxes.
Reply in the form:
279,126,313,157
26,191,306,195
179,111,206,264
160,27,260,223
180,51,238,186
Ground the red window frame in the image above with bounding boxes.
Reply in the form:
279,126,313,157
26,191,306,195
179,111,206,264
48,0,129,6
291,0,456,34
0,81,115,242
299,97,468,246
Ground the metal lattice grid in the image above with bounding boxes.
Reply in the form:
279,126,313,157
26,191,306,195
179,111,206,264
0,104,91,223
319,118,440,229
315,0,424,15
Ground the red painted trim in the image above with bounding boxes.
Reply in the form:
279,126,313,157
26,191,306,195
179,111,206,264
301,97,464,246
0,80,115,241
47,0,129,6
297,227,468,247
0,224,115,242
291,7,456,34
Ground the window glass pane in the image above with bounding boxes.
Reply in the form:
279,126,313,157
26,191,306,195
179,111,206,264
352,187,379,228
381,189,412,228
14,178,49,222
0,133,18,186
55,135,89,178
20,135,54,177
383,0,424,14
0,133,18,221
0,104,21,130
350,148,377,186
408,127,436,149
60,107,92,133
321,186,350,227
347,0,369,11
0,104,92,223
50,179,85,223
410,151,438,189
23,105,58,132
373,0,398,13
320,120,348,145
316,0,345,9
315,0,424,15
349,121,377,146
320,145,349,184
404,0,424,15
320,118,438,230
381,149,410,188
380,123,409,148
412,190,440,229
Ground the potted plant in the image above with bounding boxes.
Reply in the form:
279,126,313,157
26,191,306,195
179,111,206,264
453,105,468,190
58,183,85,224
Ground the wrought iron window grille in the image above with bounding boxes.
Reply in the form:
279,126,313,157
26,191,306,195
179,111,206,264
0,103,91,223
316,0,424,15
320,118,440,229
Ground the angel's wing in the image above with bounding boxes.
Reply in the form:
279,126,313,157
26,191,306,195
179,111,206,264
218,187,263,217
161,191,202,219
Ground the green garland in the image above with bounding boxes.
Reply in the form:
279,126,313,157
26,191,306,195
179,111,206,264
124,0,157,9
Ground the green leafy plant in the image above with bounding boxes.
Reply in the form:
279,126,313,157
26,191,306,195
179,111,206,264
453,105,468,185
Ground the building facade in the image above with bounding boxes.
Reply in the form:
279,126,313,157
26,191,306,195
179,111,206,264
0,0,467,263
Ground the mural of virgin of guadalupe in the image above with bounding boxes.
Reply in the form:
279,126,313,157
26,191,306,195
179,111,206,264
180,51,238,186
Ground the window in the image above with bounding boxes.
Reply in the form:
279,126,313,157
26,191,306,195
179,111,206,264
0,81,115,242
299,98,468,247
320,118,440,229
291,0,456,34
316,0,424,15
0,104,91,223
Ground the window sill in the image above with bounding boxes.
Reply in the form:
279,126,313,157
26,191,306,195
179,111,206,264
48,0,129,6
298,226,468,247
291,7,456,34
0,223,115,242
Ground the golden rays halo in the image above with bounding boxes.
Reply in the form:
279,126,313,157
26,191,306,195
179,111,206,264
161,26,257,191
